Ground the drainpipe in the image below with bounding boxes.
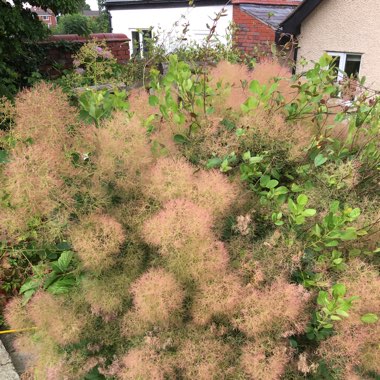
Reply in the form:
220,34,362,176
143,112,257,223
104,3,113,33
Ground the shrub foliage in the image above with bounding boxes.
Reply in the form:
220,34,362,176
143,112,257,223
1,53,379,379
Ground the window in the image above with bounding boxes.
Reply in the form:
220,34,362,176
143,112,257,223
42,15,49,20
328,52,362,82
131,29,153,58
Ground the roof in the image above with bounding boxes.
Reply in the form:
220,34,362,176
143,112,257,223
82,10,101,17
105,0,227,9
278,0,323,35
240,4,297,29
32,7,55,16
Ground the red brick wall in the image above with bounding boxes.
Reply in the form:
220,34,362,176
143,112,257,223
39,33,130,77
233,5,276,54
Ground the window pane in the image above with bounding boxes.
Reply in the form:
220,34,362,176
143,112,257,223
142,29,152,56
143,30,152,39
132,31,140,55
345,55,361,78
329,56,341,79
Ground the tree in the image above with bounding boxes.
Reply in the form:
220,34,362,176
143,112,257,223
0,0,85,98
97,0,111,32
81,2,91,11
53,13,108,36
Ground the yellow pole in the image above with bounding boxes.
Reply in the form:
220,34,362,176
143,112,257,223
0,327,37,335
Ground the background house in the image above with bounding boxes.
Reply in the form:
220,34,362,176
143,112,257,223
233,0,301,54
82,10,101,18
278,0,380,90
33,7,57,28
105,0,302,56
106,0,232,56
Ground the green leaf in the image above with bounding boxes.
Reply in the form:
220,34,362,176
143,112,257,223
56,241,71,251
206,106,215,115
0,150,9,163
47,276,76,295
173,134,189,144
303,209,316,217
22,289,36,305
360,313,379,324
249,79,261,94
148,95,159,106
274,186,288,195
206,157,222,169
266,179,279,189
173,113,184,124
314,153,328,167
20,278,40,294
336,309,349,318
297,194,308,206
57,251,73,272
260,175,270,187
43,273,60,290
220,159,232,172
348,208,361,219
340,228,358,241
330,200,340,213
242,151,251,161
332,283,346,298
291,183,303,192
220,118,236,131
288,198,297,214
324,240,339,247
330,315,342,321
312,224,321,237
250,156,264,164
317,291,329,307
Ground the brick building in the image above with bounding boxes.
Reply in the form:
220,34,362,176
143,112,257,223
233,0,302,54
106,0,302,55
32,7,57,28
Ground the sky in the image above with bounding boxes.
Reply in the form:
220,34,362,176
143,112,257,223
86,0,99,10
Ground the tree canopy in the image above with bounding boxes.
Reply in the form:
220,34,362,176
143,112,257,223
0,0,86,97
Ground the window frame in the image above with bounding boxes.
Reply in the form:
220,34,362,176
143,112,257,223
327,51,362,82
130,29,153,58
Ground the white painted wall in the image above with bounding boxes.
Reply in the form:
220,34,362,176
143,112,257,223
110,5,233,52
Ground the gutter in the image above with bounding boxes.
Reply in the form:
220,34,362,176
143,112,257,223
105,0,227,10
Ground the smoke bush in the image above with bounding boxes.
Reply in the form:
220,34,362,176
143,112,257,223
70,214,125,271
241,340,291,380
234,279,311,339
191,273,243,325
318,260,380,376
146,157,237,217
28,292,83,346
176,334,233,380
1,57,379,380
127,268,184,328
119,346,171,380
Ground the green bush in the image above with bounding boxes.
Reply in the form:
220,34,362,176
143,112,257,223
53,13,108,36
